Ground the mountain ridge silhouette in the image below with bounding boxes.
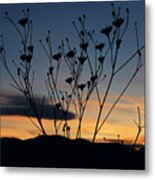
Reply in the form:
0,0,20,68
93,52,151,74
1,135,145,169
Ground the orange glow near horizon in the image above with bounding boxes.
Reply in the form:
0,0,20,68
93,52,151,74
1,115,144,144
1,95,145,145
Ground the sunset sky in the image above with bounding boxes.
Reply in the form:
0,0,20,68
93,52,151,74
0,1,145,144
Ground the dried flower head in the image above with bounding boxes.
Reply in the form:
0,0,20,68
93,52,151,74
27,45,34,53
0,47,4,53
95,43,105,51
18,18,28,27
101,26,113,37
66,50,75,58
113,18,124,28
65,77,73,85
55,103,62,109
91,74,98,83
80,42,88,51
25,54,32,63
98,56,105,64
78,56,87,65
52,53,62,61
116,39,122,49
20,54,26,62
78,84,86,91
49,66,54,74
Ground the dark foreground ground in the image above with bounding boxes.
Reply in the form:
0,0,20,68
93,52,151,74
0,135,145,169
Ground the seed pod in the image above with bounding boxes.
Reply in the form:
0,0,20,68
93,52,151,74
18,18,28,27
65,77,73,85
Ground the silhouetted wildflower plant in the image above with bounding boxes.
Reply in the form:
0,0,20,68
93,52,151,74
40,31,74,137
131,106,144,151
0,9,46,135
91,3,144,143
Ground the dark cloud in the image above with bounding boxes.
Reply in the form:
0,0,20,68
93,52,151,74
0,93,75,120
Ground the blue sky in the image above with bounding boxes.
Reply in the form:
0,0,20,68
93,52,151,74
1,1,144,95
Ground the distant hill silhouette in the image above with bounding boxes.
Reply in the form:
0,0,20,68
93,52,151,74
1,135,145,169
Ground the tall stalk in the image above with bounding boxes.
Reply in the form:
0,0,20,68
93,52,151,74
131,107,144,151
0,9,46,135
92,3,144,143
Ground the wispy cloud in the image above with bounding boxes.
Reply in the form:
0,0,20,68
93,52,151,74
0,92,75,120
